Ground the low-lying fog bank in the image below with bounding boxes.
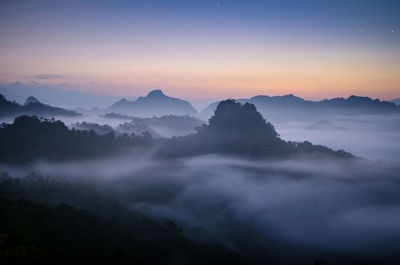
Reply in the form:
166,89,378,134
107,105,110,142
2,110,400,161
273,113,400,161
2,153,400,264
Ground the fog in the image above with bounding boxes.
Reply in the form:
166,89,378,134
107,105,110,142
54,112,400,160
2,150,400,264
2,99,400,263
271,113,400,161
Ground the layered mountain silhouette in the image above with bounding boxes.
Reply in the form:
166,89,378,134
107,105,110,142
201,94,400,118
108,89,198,117
158,100,353,159
0,115,153,165
104,113,204,137
1,100,353,165
0,93,81,118
391,98,400,106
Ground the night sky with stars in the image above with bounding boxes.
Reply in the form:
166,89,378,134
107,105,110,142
0,0,399,101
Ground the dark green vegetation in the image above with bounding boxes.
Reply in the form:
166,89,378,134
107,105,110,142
0,100,353,165
104,113,204,136
0,174,249,265
0,94,81,118
0,116,151,165
130,115,203,132
71,121,114,135
159,100,353,159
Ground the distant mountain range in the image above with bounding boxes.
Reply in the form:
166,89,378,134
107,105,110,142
201,94,400,118
1,100,353,165
391,98,400,106
0,93,81,118
0,82,117,109
107,89,198,117
2,87,399,120
157,100,353,160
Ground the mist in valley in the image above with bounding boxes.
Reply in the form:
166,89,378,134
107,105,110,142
2,151,400,264
2,99,400,264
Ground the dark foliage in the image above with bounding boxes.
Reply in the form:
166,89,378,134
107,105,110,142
0,197,249,265
104,112,204,134
71,122,114,135
103,112,133,120
0,173,250,265
158,100,353,159
135,115,204,131
116,121,161,138
1,101,353,166
0,116,152,165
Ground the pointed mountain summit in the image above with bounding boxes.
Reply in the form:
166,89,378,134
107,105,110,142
0,93,81,118
108,89,198,117
159,100,353,159
145,89,164,97
24,96,40,105
206,100,279,142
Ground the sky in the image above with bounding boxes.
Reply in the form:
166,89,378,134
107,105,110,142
0,0,399,102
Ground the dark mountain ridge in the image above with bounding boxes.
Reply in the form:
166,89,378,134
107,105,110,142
0,115,153,165
158,100,353,159
108,89,198,117
201,94,400,118
0,100,353,165
391,98,400,106
0,93,81,118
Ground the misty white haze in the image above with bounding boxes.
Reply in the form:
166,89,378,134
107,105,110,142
2,1,400,264
1,88,400,264
2,151,400,264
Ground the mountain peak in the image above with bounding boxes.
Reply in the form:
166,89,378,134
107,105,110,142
208,100,279,140
108,89,198,117
146,89,165,97
117,98,129,103
24,96,40,105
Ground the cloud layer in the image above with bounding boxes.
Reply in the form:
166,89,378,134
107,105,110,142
3,152,400,264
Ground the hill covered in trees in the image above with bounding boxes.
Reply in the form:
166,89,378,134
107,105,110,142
0,100,354,166
0,116,152,165
159,100,353,159
104,113,204,137
0,173,249,265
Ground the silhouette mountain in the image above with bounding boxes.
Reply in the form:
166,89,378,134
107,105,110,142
0,116,152,165
159,100,353,159
24,96,40,105
108,89,198,117
391,98,400,106
0,93,81,118
201,94,400,118
0,93,20,114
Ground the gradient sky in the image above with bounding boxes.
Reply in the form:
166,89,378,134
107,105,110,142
0,0,399,101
